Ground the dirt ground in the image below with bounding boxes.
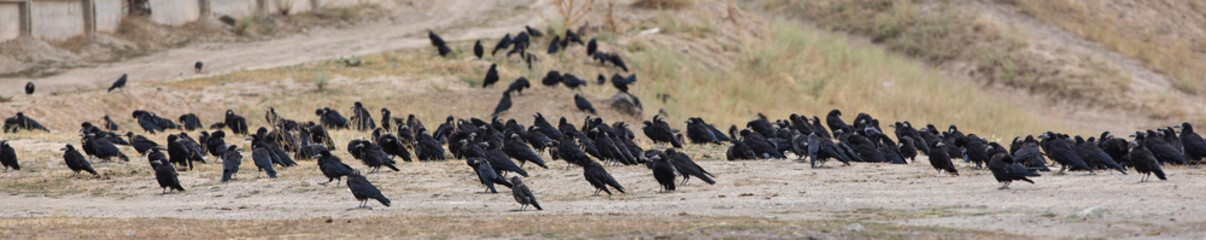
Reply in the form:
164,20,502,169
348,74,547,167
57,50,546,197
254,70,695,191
1,0,1205,239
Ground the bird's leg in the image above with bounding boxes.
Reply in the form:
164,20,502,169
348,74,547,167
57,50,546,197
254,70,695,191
519,161,526,168
593,189,601,196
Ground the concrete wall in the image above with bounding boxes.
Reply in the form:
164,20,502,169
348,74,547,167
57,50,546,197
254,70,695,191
209,0,255,18
148,0,201,26
30,0,85,41
93,0,120,32
0,3,20,42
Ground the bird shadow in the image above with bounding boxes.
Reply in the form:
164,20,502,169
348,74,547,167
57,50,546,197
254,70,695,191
345,206,374,211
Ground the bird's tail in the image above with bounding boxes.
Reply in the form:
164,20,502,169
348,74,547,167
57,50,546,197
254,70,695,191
495,178,514,188
85,167,98,175
699,175,716,185
531,198,543,211
532,158,549,169
221,169,234,182
1154,169,1167,180
173,184,186,191
671,138,682,149
385,163,400,172
266,168,277,178
607,177,625,193
374,195,392,207
1019,177,1035,184
120,154,129,162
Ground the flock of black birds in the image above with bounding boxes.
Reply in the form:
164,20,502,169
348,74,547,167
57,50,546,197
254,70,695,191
1,25,1197,212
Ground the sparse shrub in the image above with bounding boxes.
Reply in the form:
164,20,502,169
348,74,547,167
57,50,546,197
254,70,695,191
313,72,330,91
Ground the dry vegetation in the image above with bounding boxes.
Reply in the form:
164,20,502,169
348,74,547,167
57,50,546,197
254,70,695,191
1001,0,1206,94
635,0,696,10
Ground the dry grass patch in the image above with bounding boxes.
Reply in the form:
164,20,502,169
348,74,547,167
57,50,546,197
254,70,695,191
635,0,695,10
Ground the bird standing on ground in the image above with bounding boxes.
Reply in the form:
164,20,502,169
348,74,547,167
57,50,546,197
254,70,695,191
429,30,451,57
1,141,20,171
24,82,34,95
511,176,542,211
987,143,1039,189
1128,142,1166,182
473,40,484,59
574,94,597,115
108,74,127,92
62,144,97,176
483,64,499,88
154,160,185,194
194,61,204,73
220,146,241,182
347,171,391,209
492,91,513,117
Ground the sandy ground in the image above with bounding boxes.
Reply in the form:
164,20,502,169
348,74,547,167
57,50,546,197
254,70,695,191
0,145,1202,239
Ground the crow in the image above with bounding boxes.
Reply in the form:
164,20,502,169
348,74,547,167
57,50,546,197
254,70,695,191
428,30,451,57
87,133,128,162
987,143,1039,189
1128,142,1166,182
220,146,241,182
317,150,355,185
685,118,721,144
565,29,584,45
355,141,400,173
547,36,561,54
611,74,636,93
642,116,682,148
206,130,228,157
825,110,848,135
194,61,204,73
586,38,597,56
103,115,119,131
492,91,512,117
492,34,512,56
1177,122,1206,163
374,129,412,162
166,134,198,170
541,70,562,87
108,74,127,92
347,171,391,208
126,132,160,155
1012,136,1050,171
525,25,544,37
1038,132,1093,174
650,153,677,192
61,144,97,176
1138,130,1188,165
1074,136,1127,174
178,114,203,131
349,102,376,132
554,74,582,90
4,112,49,133
224,110,249,135
473,40,484,59
250,143,278,179
898,136,918,162
665,149,714,185
928,142,959,176
24,82,34,95
506,77,531,95
805,133,852,168
510,176,542,210
469,157,512,193
573,94,597,115
483,64,499,88
153,160,185,194
505,134,548,168
0,141,20,171
317,108,350,130
582,160,624,195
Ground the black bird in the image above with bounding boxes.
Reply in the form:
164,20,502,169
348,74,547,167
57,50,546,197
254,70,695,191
250,144,278,179
24,82,34,95
1074,136,1127,174
206,130,228,157
492,91,513,117
642,116,682,148
194,61,204,73
166,135,196,170
665,149,715,185
153,160,185,194
586,38,597,56
483,64,499,88
547,36,561,54
177,114,203,131
825,110,848,135
928,142,959,176
468,157,512,193
224,110,248,135
565,29,584,45
597,74,606,85
61,144,97,176
103,115,119,131
685,118,721,144
428,30,451,57
987,143,1039,189
573,94,597,115
805,133,852,168
541,70,562,87
473,40,484,59
1038,132,1093,174
506,77,531,95
491,34,512,56
582,160,625,195
611,74,636,93
1128,142,1166,182
0,141,20,171
650,153,676,192
505,134,548,168
108,74,127,92
525,25,544,37
317,150,355,185
1139,130,1188,165
347,172,391,208
220,146,241,182
126,132,160,155
87,134,128,162
561,74,587,89
510,176,542,210
374,129,412,162
1178,122,1206,163
354,141,400,173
